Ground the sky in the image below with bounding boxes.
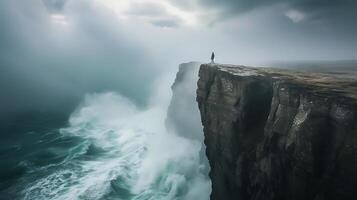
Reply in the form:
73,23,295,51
1,0,357,117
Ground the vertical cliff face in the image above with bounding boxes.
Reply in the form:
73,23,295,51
165,62,211,188
166,62,202,140
197,64,357,200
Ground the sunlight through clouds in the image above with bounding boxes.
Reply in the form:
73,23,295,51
51,14,68,25
95,0,203,27
284,9,306,23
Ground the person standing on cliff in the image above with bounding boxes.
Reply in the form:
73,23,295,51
211,52,215,63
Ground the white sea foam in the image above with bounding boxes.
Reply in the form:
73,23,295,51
23,92,211,200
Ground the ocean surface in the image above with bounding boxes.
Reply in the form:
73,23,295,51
0,92,210,200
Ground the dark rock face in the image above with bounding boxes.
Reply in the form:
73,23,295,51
197,64,357,200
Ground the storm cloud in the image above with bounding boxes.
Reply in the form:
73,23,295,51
197,0,357,20
1,0,357,119
0,0,161,117
171,0,357,35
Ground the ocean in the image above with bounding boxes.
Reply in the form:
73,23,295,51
0,92,210,200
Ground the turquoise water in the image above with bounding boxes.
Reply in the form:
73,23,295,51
0,93,210,200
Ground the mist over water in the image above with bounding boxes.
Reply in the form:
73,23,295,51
12,92,210,200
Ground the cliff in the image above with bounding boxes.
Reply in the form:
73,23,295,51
166,62,211,180
166,62,202,140
197,64,357,200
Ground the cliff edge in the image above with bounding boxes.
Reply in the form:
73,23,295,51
197,64,357,200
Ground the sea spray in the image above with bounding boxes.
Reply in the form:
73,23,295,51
22,92,210,200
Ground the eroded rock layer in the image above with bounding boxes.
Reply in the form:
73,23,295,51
197,64,357,200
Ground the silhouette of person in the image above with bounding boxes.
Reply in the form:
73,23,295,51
211,52,215,63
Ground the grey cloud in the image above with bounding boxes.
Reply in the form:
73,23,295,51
178,0,357,42
291,0,357,23
42,0,67,12
125,2,168,17
150,18,181,28
1,0,357,120
177,0,357,28
0,0,161,118
125,1,182,27
198,0,356,16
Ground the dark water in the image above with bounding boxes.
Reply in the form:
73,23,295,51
0,92,210,200
0,112,72,198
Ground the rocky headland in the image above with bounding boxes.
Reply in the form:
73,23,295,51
196,64,357,200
